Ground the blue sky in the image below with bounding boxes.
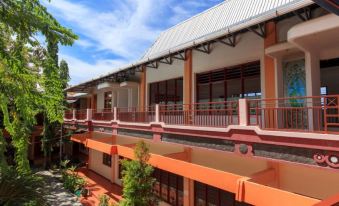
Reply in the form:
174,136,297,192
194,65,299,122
43,0,223,85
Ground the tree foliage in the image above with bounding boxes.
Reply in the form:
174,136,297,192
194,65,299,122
120,141,157,206
0,167,46,206
0,0,78,174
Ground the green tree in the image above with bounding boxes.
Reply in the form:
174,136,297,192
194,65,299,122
120,141,157,206
0,0,78,174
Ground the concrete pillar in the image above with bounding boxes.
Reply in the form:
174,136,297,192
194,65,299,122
305,51,320,97
264,21,277,129
184,49,193,105
183,177,194,206
264,21,277,99
238,99,248,126
305,51,321,131
139,66,146,111
184,49,193,124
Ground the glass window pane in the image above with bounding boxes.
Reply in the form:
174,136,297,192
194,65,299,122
195,182,206,206
150,83,157,105
226,79,241,101
176,78,183,104
212,81,225,102
207,186,219,206
167,79,176,105
220,190,235,206
198,83,210,103
244,76,261,99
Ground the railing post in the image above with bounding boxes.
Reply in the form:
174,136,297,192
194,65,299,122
86,108,92,121
72,109,76,120
113,107,117,121
239,99,248,126
155,104,160,123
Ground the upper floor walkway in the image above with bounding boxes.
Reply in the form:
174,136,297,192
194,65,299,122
65,95,339,135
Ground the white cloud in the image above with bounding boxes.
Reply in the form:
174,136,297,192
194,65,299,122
60,53,127,86
45,0,165,60
43,0,222,84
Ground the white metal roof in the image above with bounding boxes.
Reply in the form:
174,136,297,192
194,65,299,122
141,0,313,60
67,0,314,91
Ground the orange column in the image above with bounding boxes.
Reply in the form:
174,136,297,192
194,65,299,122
264,21,277,98
264,21,277,128
184,49,193,124
139,65,146,111
184,49,193,105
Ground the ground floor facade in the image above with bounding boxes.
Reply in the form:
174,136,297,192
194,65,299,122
69,132,339,206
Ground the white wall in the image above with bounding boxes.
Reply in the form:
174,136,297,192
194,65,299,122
118,89,129,107
145,32,265,104
89,149,113,182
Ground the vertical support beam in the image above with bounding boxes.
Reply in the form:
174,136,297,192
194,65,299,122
305,51,320,131
72,109,76,121
184,49,193,124
264,21,277,128
139,66,146,112
184,49,193,105
155,104,160,123
87,96,91,109
238,99,248,126
87,108,93,132
113,107,117,121
264,21,277,99
184,177,194,206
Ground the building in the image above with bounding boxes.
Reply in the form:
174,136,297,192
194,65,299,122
64,0,339,205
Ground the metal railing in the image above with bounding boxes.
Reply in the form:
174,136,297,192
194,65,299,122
248,95,339,133
159,101,239,127
92,109,114,121
117,106,155,123
64,110,73,120
64,95,339,133
75,109,87,120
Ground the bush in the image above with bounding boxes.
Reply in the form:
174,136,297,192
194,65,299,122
99,194,110,206
60,160,86,193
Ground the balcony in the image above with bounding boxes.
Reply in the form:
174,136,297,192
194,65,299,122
64,95,339,134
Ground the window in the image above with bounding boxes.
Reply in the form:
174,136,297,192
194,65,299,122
104,91,112,109
152,168,183,206
149,77,183,105
102,153,111,167
196,61,261,103
194,181,253,206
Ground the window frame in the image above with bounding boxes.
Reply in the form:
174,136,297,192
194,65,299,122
102,153,112,167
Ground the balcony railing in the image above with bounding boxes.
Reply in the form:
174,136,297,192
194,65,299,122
64,95,339,134
64,110,73,120
117,106,155,123
248,95,339,133
159,101,239,127
75,109,87,120
92,109,114,121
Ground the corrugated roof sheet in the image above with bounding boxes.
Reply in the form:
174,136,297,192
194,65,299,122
67,0,314,91
141,0,313,60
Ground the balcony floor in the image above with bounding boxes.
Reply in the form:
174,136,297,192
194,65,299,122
76,167,123,206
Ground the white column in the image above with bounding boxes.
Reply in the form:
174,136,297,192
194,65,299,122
86,108,92,121
238,99,248,126
72,109,76,120
113,107,117,121
155,104,160,123
305,51,321,131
